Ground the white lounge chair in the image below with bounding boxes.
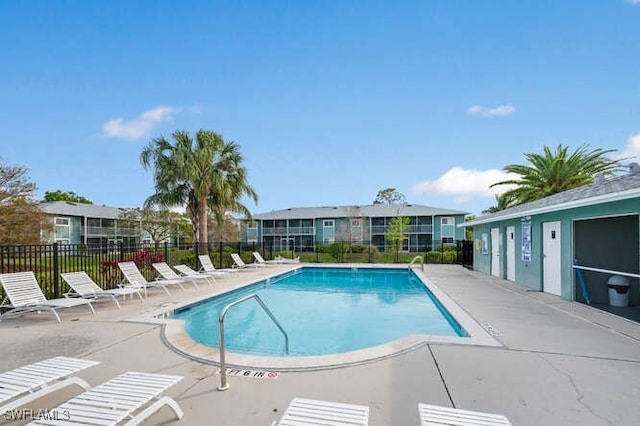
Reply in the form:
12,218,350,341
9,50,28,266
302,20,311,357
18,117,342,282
231,253,265,269
174,264,227,281
61,271,144,308
0,356,100,416
274,255,300,264
28,371,184,426
274,397,369,426
117,261,178,296
0,272,95,323
198,254,238,274
418,403,511,425
152,262,203,289
252,252,281,265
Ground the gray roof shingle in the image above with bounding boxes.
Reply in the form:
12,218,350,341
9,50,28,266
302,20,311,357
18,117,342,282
464,170,640,226
253,204,468,220
40,201,132,219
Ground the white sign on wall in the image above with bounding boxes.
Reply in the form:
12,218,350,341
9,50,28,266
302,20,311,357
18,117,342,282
521,220,532,262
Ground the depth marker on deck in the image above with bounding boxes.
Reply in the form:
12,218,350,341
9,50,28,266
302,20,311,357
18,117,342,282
216,368,279,379
481,324,502,336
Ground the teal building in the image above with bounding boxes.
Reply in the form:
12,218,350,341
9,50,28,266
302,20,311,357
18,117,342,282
241,203,467,253
462,166,640,310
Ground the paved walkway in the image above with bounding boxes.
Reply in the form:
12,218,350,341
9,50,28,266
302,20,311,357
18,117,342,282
0,264,638,425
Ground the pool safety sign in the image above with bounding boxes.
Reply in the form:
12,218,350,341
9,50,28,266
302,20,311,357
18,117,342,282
217,368,279,380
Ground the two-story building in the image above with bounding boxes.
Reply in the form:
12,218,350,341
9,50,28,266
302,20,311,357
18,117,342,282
241,203,468,252
40,201,143,246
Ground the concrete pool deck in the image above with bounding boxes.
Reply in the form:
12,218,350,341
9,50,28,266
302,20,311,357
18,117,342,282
0,264,638,425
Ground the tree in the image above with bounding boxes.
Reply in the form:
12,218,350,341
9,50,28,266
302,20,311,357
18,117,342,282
208,214,240,242
373,188,406,204
336,206,364,244
464,215,475,240
140,129,257,252
42,190,92,204
490,144,626,208
481,194,512,214
118,207,189,247
386,211,410,261
0,158,51,244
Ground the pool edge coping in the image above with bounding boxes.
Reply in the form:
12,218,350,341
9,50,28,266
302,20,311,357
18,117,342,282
144,264,503,371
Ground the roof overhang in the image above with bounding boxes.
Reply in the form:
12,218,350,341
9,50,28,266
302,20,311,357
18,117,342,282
459,187,640,228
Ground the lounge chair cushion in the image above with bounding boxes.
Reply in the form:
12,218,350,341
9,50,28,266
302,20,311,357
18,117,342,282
276,397,369,425
418,402,511,425
29,371,183,426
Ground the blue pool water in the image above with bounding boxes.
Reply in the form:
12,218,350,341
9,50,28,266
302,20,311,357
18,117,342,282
171,267,467,357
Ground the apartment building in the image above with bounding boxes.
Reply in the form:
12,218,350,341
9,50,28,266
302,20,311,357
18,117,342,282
241,203,468,252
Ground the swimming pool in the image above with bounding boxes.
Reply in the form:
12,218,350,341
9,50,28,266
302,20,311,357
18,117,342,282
170,267,468,357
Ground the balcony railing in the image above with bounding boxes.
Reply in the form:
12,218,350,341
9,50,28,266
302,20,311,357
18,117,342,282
370,224,433,234
262,226,315,236
82,226,139,237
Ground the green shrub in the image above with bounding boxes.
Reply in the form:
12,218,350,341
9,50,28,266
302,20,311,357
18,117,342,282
177,252,196,266
426,251,443,263
366,245,380,263
442,243,458,252
442,251,457,264
326,242,349,260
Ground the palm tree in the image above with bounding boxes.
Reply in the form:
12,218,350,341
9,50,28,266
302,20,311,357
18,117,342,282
481,194,512,214
140,129,257,252
490,144,625,209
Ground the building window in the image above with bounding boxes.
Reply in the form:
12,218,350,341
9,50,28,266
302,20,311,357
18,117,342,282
441,217,454,226
322,219,335,242
441,216,455,239
55,217,70,226
54,217,71,241
246,223,259,239
442,237,454,244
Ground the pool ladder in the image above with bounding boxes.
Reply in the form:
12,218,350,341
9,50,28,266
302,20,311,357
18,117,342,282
408,255,424,271
217,293,289,391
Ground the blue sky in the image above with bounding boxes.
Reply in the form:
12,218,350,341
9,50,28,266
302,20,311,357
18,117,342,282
2,1,639,216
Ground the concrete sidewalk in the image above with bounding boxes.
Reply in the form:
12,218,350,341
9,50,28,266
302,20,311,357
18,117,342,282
0,264,638,425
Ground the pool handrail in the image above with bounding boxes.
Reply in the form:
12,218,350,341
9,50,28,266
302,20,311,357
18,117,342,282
408,255,424,271
217,293,289,391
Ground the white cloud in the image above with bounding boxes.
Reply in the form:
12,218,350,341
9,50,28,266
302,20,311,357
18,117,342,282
412,167,517,202
188,104,204,114
101,106,177,141
467,104,516,117
617,133,640,161
628,0,640,5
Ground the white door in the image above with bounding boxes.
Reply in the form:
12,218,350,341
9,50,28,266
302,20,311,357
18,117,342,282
506,226,515,281
490,228,501,277
543,221,562,296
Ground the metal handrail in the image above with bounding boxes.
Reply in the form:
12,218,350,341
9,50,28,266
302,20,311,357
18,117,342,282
217,293,289,391
572,264,640,279
408,255,424,271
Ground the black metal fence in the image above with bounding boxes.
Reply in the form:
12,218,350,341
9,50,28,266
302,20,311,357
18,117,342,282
0,240,472,299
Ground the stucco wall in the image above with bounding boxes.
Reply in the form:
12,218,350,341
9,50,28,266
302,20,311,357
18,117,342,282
470,198,640,303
